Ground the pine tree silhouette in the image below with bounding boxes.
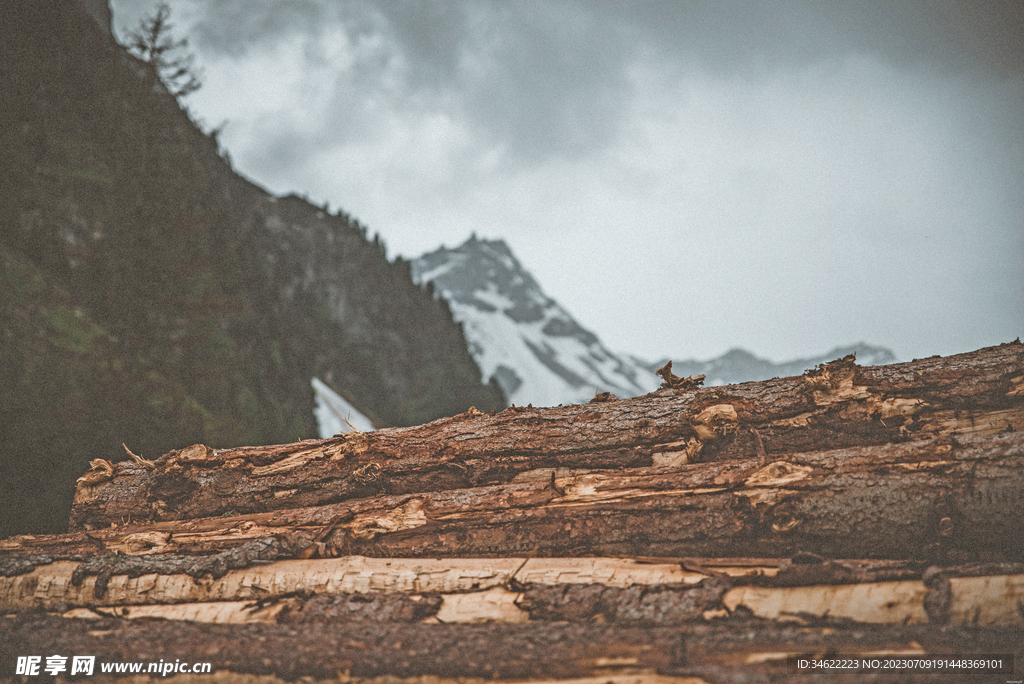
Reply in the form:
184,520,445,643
126,2,202,98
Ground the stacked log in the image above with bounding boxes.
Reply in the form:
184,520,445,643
2,342,1022,682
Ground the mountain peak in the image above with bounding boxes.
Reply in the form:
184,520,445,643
413,237,658,406
464,234,514,256
413,235,899,405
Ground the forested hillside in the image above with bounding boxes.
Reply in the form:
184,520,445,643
0,0,503,538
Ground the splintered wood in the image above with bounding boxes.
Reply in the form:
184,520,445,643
2,342,1023,683
8,433,1023,561
67,343,1024,529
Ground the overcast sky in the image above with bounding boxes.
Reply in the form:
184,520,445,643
108,0,1023,363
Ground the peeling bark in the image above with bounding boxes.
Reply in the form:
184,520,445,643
277,591,444,623
0,556,691,611
69,343,1024,529
4,344,1024,683
4,554,1022,628
517,577,731,624
12,432,1024,564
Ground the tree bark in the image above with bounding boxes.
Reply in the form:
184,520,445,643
5,550,1022,628
6,432,1024,564
6,344,1024,683
69,342,1024,529
1,613,1019,683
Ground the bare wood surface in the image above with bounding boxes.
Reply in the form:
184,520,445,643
5,344,1021,684
13,432,1024,564
1,614,1019,683
0,557,699,610
6,555,1022,627
69,343,1024,529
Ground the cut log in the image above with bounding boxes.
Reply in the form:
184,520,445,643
69,343,1024,529
11,432,1024,562
4,554,1022,627
0,557,702,610
35,575,1024,628
5,344,1024,683
1,613,1019,683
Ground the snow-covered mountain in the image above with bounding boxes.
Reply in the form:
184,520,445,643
412,236,659,407
413,235,898,408
644,344,898,387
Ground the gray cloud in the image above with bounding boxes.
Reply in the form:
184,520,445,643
108,0,1023,361
593,0,1024,78
188,1,337,57
160,0,1024,164
368,0,469,86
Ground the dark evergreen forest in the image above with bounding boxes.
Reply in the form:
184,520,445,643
0,1,503,538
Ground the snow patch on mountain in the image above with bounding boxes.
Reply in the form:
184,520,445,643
312,377,375,437
413,236,659,407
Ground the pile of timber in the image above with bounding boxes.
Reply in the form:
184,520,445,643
2,341,1023,683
